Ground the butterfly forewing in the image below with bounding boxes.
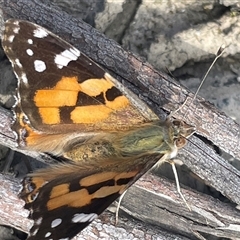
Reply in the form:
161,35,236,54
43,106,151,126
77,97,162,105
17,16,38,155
2,19,157,136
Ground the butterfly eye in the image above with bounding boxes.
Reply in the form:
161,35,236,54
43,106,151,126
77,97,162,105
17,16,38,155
175,137,187,148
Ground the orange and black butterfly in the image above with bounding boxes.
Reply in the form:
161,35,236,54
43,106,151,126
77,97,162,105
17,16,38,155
2,19,195,240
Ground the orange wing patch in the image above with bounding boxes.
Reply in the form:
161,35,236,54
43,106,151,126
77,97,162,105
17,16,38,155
34,75,130,125
45,170,138,210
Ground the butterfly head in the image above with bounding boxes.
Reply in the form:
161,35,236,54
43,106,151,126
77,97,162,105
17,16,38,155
171,119,195,149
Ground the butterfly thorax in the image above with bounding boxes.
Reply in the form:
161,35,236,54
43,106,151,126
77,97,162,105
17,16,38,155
64,120,195,165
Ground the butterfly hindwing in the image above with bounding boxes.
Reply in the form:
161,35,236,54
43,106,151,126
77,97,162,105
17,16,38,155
20,154,162,240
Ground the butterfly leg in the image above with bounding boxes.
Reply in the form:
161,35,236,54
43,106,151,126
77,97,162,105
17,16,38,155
115,189,128,225
167,160,191,211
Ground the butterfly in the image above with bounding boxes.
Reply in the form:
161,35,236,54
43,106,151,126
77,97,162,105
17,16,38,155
2,19,195,240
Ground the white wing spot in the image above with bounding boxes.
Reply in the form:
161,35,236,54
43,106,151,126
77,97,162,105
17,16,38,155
35,217,43,225
28,39,33,44
26,49,34,56
8,35,15,42
12,96,18,109
72,213,98,223
54,48,80,69
45,232,51,238
59,238,69,240
15,59,22,68
21,73,28,85
12,20,19,25
31,228,39,236
33,27,48,38
13,26,20,34
51,218,62,228
34,60,46,72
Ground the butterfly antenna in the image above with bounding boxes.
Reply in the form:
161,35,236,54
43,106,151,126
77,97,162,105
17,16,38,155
182,45,226,120
167,46,226,211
